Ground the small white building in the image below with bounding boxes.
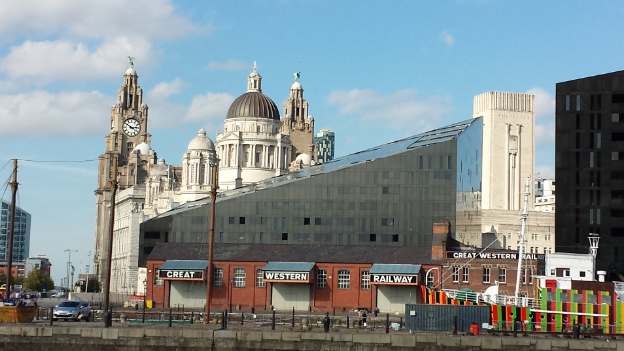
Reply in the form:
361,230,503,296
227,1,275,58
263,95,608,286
536,252,600,290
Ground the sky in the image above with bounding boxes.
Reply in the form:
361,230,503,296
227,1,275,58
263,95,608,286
0,0,623,286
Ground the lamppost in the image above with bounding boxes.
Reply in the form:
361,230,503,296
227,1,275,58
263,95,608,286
204,159,219,324
64,249,77,292
142,279,147,323
229,277,235,312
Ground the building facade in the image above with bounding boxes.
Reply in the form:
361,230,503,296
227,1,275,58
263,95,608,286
314,129,335,164
25,255,51,278
215,64,294,190
139,118,484,267
145,243,441,313
555,70,624,279
0,199,31,263
457,92,554,255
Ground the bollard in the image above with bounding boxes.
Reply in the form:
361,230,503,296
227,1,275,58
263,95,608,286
573,324,580,339
514,320,521,337
272,310,276,330
400,317,403,329
386,313,389,334
49,308,54,326
224,310,228,329
452,315,457,335
292,307,295,327
242,312,244,326
190,311,194,325
168,308,172,328
347,315,350,329
251,307,255,314
221,311,225,329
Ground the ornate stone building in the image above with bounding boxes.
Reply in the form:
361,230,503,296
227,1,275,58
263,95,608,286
282,73,316,161
215,63,294,190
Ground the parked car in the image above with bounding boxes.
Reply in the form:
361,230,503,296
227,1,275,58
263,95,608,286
53,300,91,321
50,291,66,298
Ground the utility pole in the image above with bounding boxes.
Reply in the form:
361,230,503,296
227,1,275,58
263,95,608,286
205,160,219,324
103,157,118,327
6,159,18,297
514,177,530,302
64,249,77,292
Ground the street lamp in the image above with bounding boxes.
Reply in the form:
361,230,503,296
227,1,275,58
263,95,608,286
64,249,78,293
205,159,219,324
142,279,147,323
229,277,235,313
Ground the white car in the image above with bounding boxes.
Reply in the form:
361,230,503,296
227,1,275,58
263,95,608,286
51,292,66,298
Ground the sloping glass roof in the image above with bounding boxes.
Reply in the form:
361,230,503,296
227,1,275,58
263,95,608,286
369,264,422,275
262,262,315,272
153,118,477,219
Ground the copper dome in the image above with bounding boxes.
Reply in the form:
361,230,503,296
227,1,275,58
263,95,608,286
226,92,280,120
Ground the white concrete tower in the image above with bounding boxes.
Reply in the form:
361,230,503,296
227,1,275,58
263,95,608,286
474,92,535,211
180,129,216,203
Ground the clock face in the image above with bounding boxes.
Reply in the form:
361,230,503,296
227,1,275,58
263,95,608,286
123,118,141,136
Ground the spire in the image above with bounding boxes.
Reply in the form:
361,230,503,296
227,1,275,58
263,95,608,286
247,61,262,92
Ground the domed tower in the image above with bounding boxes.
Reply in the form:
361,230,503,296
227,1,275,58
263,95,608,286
180,129,217,202
216,62,292,190
282,72,315,162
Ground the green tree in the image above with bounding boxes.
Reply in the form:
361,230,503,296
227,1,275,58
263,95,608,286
23,270,52,291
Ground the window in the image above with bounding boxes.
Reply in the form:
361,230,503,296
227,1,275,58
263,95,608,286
214,267,223,287
462,267,469,282
314,218,321,225
369,234,376,242
282,233,288,240
256,126,260,132
498,268,506,283
239,217,245,225
229,217,235,224
576,95,581,111
304,217,310,225
452,266,459,282
234,268,246,287
419,156,423,169
566,95,570,111
579,271,586,278
259,232,263,243
529,268,534,284
219,232,224,242
382,187,389,194
317,269,327,288
338,270,350,289
361,271,370,290
392,234,399,242
381,218,395,226
448,156,452,169
256,269,265,287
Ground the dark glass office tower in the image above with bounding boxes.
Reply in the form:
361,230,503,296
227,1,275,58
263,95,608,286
555,70,624,279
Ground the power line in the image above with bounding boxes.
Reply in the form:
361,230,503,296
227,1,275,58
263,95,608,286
18,158,98,163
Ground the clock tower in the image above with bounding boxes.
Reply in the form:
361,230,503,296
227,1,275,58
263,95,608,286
93,59,153,284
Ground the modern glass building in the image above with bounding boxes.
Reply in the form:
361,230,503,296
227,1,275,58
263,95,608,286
555,70,624,278
139,118,483,267
313,129,336,164
0,200,31,262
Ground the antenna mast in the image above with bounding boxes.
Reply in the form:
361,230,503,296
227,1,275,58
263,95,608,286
514,176,531,302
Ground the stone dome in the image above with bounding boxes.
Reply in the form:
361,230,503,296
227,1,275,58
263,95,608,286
295,153,312,165
125,67,137,76
133,142,151,155
291,81,302,90
226,92,280,120
187,129,215,151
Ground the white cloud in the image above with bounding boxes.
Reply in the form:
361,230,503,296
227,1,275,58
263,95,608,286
0,37,156,83
535,165,554,179
527,87,555,122
148,78,186,100
0,0,201,41
145,79,235,129
527,87,556,149
327,89,452,133
0,90,112,137
206,60,250,71
440,30,455,47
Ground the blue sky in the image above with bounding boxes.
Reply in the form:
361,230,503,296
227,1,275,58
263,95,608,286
0,0,622,285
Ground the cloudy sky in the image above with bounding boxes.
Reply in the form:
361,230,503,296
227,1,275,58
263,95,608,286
0,0,622,285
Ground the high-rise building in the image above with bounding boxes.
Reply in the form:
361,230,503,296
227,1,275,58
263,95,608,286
0,200,31,262
314,129,335,164
555,70,624,278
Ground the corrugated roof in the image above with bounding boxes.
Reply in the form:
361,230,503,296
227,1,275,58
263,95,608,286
262,262,315,272
147,243,440,265
157,260,207,270
153,118,477,219
369,264,422,275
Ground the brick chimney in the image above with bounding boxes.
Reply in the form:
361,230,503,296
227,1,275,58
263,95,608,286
431,220,451,260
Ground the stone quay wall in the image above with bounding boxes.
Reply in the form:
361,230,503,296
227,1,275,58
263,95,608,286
0,326,621,351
